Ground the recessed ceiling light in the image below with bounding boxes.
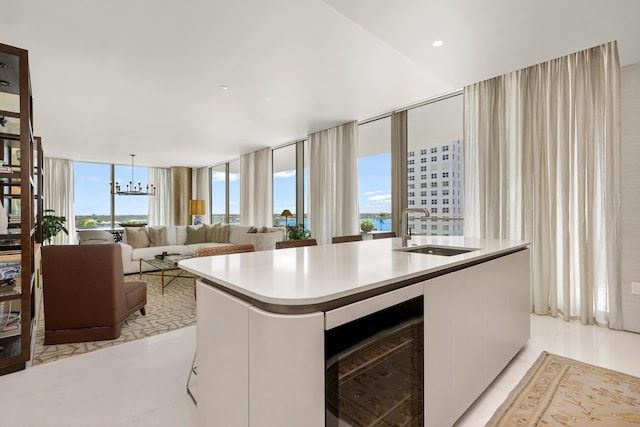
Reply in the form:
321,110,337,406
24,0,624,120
265,98,272,102
432,40,444,47
220,85,229,90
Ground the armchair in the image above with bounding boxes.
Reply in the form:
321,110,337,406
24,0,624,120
41,244,147,345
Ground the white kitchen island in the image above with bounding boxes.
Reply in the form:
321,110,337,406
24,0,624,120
179,236,530,427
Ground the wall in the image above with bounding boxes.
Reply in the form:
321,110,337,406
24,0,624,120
621,62,640,333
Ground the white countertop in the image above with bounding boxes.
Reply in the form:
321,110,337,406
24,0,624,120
179,236,528,311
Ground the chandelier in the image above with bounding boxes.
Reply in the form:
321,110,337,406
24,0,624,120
110,154,156,196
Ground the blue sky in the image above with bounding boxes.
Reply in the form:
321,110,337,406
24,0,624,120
74,153,391,218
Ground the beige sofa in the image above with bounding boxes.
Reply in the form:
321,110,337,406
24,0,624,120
119,224,284,274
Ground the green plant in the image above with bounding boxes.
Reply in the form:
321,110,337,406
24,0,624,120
287,223,311,240
360,220,374,232
42,209,69,244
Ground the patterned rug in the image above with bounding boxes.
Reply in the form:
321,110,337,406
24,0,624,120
32,272,196,365
487,351,640,426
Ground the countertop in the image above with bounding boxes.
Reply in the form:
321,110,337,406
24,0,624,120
179,236,529,313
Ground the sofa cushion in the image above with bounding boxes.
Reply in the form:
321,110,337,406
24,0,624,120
228,225,252,243
148,226,169,247
175,226,188,245
126,226,150,248
237,232,282,251
258,226,269,233
186,225,205,244
205,224,230,243
164,226,178,245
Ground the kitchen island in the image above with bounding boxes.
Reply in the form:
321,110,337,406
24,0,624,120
180,235,530,426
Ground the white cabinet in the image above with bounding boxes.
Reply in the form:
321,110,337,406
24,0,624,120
423,248,531,426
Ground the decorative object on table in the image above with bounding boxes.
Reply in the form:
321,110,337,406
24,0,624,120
190,200,205,226
0,200,8,232
42,209,69,244
360,220,374,233
280,209,292,240
287,223,311,241
487,351,640,426
110,154,156,196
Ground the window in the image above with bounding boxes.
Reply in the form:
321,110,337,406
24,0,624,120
431,182,437,187
421,174,427,180
409,200,415,205
442,146,449,152
74,162,112,229
408,184,415,189
431,147,437,153
211,164,227,224
443,172,449,178
409,192,415,197
408,159,415,165
420,149,427,155
431,199,437,204
228,159,241,224
420,166,427,172
409,175,415,181
421,200,427,205
421,183,427,188
443,181,449,187
431,225,438,230
359,117,391,231
408,167,414,173
431,173,437,179
420,191,427,197
421,158,427,163
443,207,450,213
431,190,437,196
409,151,415,157
442,189,449,196
442,154,449,161
431,207,437,214
443,199,449,204
273,144,297,227
443,225,450,230
431,156,437,162
421,224,427,230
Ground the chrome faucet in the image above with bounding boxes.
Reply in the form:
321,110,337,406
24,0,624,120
401,208,430,247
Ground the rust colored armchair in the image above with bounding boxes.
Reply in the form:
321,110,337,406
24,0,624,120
41,244,147,345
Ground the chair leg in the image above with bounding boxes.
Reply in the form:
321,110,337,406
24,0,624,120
140,307,146,316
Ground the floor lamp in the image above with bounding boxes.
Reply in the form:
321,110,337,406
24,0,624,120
280,209,292,241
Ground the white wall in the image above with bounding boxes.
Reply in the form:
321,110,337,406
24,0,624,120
621,62,640,333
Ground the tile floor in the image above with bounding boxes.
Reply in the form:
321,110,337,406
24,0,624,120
0,315,638,426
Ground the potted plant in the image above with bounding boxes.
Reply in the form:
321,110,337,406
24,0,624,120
42,209,69,244
360,220,374,233
287,223,311,240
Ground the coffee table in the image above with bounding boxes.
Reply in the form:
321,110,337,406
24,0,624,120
140,255,194,295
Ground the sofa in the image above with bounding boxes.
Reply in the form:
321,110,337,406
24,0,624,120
119,224,284,274
42,244,147,344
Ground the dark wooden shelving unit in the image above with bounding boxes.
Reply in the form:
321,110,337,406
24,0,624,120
0,43,42,375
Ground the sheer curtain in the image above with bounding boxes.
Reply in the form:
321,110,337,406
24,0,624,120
391,111,407,234
192,167,211,225
44,157,75,244
464,41,621,328
309,121,359,245
240,148,272,226
148,167,171,226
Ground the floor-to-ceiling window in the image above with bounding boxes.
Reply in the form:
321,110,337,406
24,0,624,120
228,159,241,224
407,94,463,235
74,161,151,229
272,144,297,227
211,164,227,224
358,117,391,232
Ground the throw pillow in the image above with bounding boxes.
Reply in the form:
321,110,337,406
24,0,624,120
258,226,269,233
185,225,206,244
204,224,215,242
148,226,169,247
126,226,150,249
207,224,230,243
247,226,258,233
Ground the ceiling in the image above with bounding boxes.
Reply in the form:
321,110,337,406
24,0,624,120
1,0,639,168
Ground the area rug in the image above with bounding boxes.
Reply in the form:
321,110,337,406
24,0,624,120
32,272,196,365
486,351,640,426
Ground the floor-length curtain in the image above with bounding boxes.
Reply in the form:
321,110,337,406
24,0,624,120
192,167,211,225
391,111,407,235
309,121,359,245
464,41,621,329
148,167,171,226
44,157,75,244
240,148,272,226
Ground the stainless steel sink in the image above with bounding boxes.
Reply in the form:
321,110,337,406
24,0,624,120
396,245,477,256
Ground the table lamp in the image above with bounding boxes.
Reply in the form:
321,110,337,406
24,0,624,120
191,200,206,225
280,209,292,240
